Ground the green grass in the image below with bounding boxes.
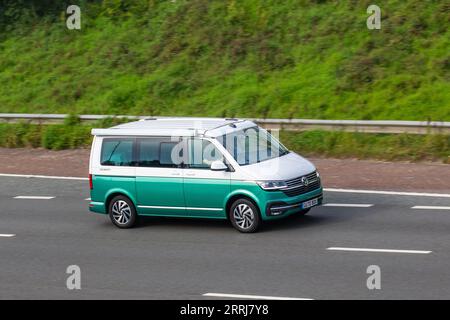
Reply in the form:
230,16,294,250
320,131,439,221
0,0,449,120
0,116,129,150
1,121,448,163
281,130,450,163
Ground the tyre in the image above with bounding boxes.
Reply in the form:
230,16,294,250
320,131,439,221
229,198,261,233
108,195,137,229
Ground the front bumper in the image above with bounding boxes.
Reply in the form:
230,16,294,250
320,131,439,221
266,194,323,216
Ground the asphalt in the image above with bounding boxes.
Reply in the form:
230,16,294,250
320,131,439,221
1,176,450,299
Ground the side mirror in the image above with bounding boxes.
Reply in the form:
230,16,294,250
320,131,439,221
210,160,228,171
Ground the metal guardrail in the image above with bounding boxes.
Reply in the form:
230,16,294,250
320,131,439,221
0,113,449,134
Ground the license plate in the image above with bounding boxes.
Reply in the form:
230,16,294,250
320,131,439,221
302,198,318,209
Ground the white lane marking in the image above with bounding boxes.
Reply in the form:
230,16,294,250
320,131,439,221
412,206,450,210
323,203,373,208
327,247,431,254
0,173,87,181
203,293,313,300
0,234,15,237
324,188,450,198
14,196,55,200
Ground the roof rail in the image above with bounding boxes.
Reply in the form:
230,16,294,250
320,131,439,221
204,119,246,134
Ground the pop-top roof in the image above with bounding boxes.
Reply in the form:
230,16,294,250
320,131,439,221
91,117,257,137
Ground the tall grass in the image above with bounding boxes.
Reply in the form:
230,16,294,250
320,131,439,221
0,0,448,120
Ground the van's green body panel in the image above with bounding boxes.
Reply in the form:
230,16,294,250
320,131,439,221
90,174,322,220
89,201,106,214
89,175,136,214
136,176,185,216
183,177,229,218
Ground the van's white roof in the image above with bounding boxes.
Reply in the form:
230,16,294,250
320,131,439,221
91,117,257,138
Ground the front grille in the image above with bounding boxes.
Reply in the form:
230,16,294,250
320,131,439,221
282,171,321,197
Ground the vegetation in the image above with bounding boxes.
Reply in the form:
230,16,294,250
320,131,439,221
0,116,128,150
281,130,450,163
0,1,448,163
0,0,449,120
0,120,448,163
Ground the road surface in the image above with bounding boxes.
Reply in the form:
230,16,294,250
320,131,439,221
1,175,450,299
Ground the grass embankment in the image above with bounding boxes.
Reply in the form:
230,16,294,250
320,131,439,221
0,116,126,150
0,1,449,120
280,131,450,163
1,120,448,163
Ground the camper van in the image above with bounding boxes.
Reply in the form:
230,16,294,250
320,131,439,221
88,117,323,233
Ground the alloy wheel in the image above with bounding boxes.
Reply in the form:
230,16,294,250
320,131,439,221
111,200,132,225
233,203,255,230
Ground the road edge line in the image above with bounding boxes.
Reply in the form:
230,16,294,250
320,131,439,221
0,173,87,181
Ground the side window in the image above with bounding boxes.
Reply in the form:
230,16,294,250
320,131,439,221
101,138,134,166
160,142,179,166
188,138,223,169
137,137,183,168
217,134,243,165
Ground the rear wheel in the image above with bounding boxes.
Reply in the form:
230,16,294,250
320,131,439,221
108,195,137,229
229,198,261,233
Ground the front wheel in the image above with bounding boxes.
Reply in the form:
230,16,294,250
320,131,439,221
229,199,261,233
108,195,137,229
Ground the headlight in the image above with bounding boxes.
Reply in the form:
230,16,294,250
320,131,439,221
257,181,287,191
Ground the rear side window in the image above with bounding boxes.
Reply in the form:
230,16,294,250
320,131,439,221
101,138,135,166
137,137,183,168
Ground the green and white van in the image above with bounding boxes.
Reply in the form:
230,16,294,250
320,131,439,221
89,118,323,233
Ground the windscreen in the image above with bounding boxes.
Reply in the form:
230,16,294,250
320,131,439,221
216,126,289,166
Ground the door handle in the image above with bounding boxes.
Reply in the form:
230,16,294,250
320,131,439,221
171,172,181,176
100,168,111,171
186,173,196,176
